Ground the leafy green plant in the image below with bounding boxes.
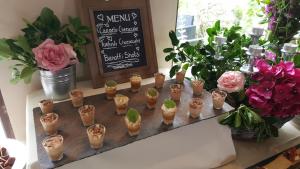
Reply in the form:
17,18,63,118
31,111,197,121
126,108,140,123
219,104,278,141
164,20,251,91
0,7,91,84
147,88,158,97
163,99,176,109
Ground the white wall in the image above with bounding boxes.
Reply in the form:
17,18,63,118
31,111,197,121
0,0,177,142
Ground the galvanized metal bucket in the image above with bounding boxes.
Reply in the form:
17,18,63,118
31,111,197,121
40,65,76,100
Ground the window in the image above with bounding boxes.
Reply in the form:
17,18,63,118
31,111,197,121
176,0,261,42
0,90,15,139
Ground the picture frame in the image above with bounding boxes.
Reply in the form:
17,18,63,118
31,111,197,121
77,0,158,88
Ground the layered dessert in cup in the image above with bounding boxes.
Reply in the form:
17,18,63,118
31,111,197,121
78,105,95,127
189,98,203,118
145,88,159,109
192,80,205,96
42,135,64,161
105,80,117,100
87,124,106,149
130,74,142,92
161,99,177,125
39,99,54,114
212,89,227,109
170,84,182,101
69,89,84,107
125,108,141,136
176,70,186,84
40,113,59,135
114,94,129,115
154,73,165,89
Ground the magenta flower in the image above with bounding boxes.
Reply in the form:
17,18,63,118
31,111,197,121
247,61,300,118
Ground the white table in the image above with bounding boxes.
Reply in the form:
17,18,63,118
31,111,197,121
26,70,300,169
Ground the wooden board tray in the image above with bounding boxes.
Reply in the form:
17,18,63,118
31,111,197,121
33,79,233,168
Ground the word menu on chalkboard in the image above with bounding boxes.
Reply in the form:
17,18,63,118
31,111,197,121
93,9,147,73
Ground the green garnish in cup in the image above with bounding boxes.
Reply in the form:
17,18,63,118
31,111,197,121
163,99,176,109
126,108,140,123
147,88,158,97
105,80,117,87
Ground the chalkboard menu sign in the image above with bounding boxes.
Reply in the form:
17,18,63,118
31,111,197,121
78,0,158,88
93,9,147,72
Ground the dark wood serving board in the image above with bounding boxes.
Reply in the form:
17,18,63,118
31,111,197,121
33,80,233,169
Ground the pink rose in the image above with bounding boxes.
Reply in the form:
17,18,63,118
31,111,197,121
217,71,245,93
32,39,78,72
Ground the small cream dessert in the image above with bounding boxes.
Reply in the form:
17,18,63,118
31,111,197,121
189,98,203,118
105,80,117,100
125,108,141,136
145,88,159,109
161,99,177,125
114,94,129,115
78,105,95,127
154,73,165,89
130,74,142,92
192,80,205,96
69,89,84,107
170,84,182,101
39,99,54,114
40,113,59,135
212,89,227,109
42,135,64,161
87,124,106,149
176,71,185,84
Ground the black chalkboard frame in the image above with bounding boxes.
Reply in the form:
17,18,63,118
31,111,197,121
77,0,158,88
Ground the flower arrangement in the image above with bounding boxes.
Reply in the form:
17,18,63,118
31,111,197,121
246,59,300,117
0,7,91,83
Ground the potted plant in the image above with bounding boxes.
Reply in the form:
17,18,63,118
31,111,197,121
161,99,177,125
145,88,159,109
0,7,91,100
125,108,141,136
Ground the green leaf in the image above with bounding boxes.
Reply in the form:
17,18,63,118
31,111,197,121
0,39,13,59
169,30,179,46
20,67,36,83
163,99,176,109
214,20,221,31
234,111,241,128
15,36,31,53
163,48,174,53
165,53,176,62
182,63,189,71
294,54,300,68
126,108,139,123
169,65,180,78
39,7,61,31
10,67,21,84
